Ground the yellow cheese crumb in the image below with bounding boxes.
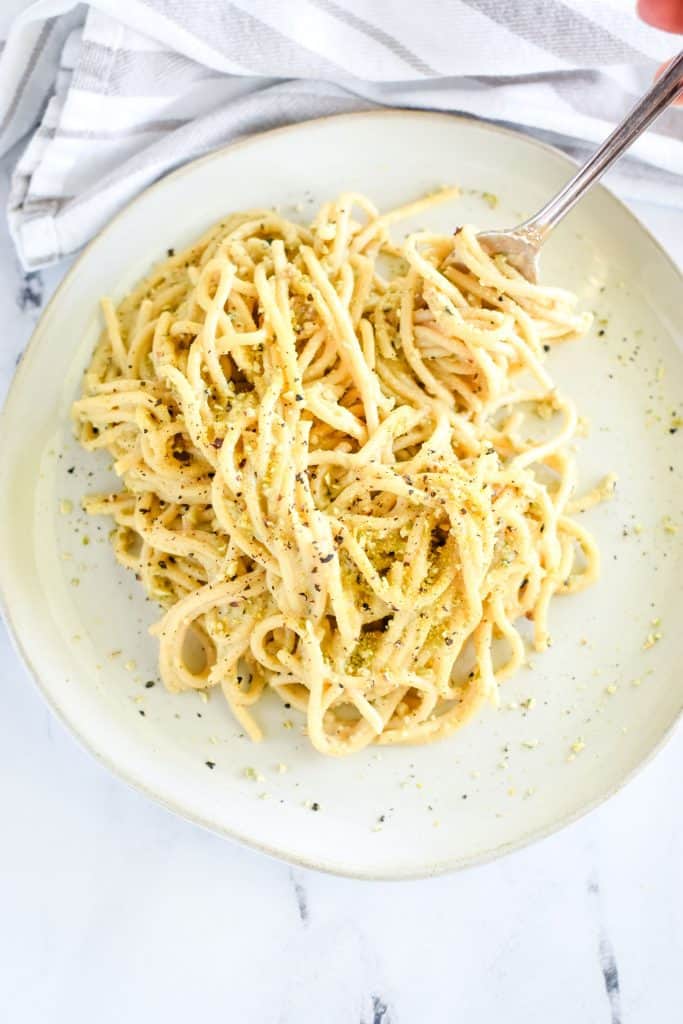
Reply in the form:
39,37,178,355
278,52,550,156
606,684,617,695
642,632,662,650
571,739,586,755
59,499,73,515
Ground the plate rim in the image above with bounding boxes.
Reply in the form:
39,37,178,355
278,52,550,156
1,107,682,880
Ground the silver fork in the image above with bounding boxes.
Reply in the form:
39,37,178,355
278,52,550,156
477,51,683,282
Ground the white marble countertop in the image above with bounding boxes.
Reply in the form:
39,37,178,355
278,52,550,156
1,145,681,1023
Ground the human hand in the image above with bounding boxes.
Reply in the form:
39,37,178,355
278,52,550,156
637,0,683,32
637,1,683,104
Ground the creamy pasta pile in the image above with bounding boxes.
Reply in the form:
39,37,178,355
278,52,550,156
73,191,603,755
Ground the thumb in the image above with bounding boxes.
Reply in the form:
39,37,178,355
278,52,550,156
637,0,683,32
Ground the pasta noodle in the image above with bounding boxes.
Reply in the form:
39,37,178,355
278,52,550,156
72,190,608,756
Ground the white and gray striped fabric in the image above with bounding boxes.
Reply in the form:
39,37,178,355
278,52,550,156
0,0,681,270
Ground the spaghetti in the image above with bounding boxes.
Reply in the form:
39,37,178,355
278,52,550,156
73,190,606,755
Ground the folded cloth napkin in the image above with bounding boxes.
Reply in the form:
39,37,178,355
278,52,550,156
0,0,680,270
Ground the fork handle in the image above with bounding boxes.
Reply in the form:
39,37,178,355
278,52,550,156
520,51,683,243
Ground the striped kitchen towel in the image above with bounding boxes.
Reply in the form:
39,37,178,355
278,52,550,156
0,0,681,270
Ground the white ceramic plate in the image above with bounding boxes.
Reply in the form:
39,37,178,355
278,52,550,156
1,112,682,879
